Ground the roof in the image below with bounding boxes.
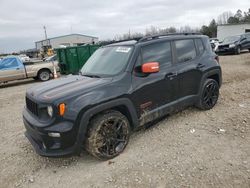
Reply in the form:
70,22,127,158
218,23,250,26
35,33,98,43
107,33,206,47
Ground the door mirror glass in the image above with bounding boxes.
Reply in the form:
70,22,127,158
141,62,159,73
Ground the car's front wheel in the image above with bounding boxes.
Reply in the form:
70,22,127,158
85,110,130,160
235,47,241,55
196,79,219,110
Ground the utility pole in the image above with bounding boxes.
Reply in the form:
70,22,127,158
43,26,47,40
43,26,48,46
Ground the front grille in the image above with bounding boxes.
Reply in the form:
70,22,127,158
26,97,39,116
219,45,229,49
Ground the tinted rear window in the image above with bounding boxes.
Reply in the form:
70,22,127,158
195,39,205,55
175,39,196,63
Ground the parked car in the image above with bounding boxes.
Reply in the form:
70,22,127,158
0,56,59,83
216,33,250,55
19,54,30,62
23,33,221,160
210,38,219,51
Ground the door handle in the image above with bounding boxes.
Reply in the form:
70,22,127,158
196,63,205,69
166,72,178,80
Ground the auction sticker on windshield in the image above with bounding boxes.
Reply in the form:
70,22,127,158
116,47,131,53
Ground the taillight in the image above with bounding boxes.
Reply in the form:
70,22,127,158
215,56,219,64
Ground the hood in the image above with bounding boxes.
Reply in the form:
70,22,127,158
219,42,233,46
219,40,239,46
27,75,112,102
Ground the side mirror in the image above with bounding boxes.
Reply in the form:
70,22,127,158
241,37,247,41
142,62,159,73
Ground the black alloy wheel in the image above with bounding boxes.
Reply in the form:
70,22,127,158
85,111,130,160
197,79,219,110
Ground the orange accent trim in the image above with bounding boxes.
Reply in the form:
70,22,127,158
59,103,66,116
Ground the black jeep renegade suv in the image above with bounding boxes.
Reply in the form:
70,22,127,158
23,33,222,160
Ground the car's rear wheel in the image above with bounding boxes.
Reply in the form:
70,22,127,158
85,110,130,160
38,69,51,81
196,79,219,110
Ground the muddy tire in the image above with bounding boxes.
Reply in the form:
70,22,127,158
38,69,51,81
85,110,130,160
196,79,219,110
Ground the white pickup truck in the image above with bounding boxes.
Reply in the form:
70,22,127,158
0,56,59,83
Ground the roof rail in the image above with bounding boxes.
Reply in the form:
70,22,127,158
100,37,142,45
138,32,202,42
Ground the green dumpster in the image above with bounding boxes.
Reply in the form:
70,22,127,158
56,45,100,74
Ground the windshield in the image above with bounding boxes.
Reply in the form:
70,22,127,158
223,36,240,43
80,46,133,77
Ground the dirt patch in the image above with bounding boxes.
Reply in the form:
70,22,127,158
0,53,250,188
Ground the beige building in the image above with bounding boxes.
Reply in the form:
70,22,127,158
35,33,99,50
217,23,250,41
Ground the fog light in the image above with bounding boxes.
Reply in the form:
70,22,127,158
48,132,61,138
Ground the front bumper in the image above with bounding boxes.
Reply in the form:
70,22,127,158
216,47,236,54
23,108,81,157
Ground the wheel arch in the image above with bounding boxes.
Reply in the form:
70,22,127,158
198,68,222,97
207,74,220,86
73,98,139,152
37,68,52,77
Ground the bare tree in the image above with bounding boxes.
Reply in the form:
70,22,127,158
217,11,233,24
145,26,159,36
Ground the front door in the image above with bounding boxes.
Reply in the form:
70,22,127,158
131,41,179,123
240,34,250,50
0,57,25,82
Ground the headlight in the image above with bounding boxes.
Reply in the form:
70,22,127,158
47,106,53,117
229,44,236,48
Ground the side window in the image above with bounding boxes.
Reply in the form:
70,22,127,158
142,41,172,67
175,39,196,63
195,39,205,55
0,58,19,69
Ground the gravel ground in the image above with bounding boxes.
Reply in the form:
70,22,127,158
0,53,250,188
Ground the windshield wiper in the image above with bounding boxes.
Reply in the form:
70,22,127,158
81,73,101,78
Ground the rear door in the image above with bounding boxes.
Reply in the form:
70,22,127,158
0,57,26,82
173,38,204,98
131,40,179,119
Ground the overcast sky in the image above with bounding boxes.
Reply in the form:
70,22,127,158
0,0,249,53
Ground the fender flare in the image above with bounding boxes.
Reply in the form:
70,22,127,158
198,68,222,97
